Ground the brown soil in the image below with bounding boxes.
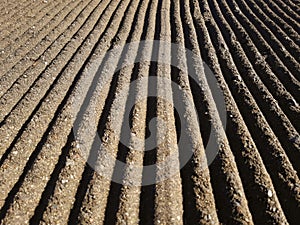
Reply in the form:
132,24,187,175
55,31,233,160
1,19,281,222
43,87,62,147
0,0,299,224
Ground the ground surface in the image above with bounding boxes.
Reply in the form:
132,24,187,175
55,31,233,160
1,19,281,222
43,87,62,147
0,0,299,224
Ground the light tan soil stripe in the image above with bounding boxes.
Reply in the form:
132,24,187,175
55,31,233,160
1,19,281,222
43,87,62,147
0,0,92,97
0,0,64,52
41,0,151,224
0,0,57,48
0,0,78,72
0,0,132,223
172,0,220,223
0,0,29,25
73,0,144,224
0,0,33,27
147,0,184,224
0,0,110,210
0,0,103,150
112,0,154,224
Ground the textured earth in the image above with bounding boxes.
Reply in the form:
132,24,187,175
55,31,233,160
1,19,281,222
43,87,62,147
0,0,299,224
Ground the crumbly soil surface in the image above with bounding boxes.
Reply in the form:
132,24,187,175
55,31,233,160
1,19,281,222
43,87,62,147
0,0,299,224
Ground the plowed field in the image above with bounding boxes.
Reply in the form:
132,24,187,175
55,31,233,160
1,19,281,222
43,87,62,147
0,0,299,224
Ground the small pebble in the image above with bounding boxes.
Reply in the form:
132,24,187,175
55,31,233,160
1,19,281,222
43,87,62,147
66,159,73,167
61,179,68,184
267,189,272,197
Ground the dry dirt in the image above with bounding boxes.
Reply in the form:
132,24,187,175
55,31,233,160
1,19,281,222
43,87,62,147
0,0,299,224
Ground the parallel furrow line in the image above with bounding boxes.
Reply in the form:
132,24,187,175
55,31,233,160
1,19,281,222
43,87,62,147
260,0,300,33
225,0,300,98
0,0,25,25
0,0,81,77
280,0,300,14
0,0,76,66
0,0,31,27
150,0,184,224
215,0,300,132
191,0,300,223
39,0,150,224
174,0,220,223
0,0,92,99
0,0,97,121
185,0,288,223
192,1,255,224
68,0,144,224
0,0,104,167
0,0,125,223
266,0,300,23
0,0,57,48
249,0,300,46
228,0,300,80
210,0,300,165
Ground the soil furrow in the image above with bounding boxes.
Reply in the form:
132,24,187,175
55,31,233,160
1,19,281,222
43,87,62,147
149,0,184,224
278,0,300,13
0,0,64,52
185,1,289,223
71,1,144,224
227,0,300,81
0,0,100,123
0,0,110,212
282,0,300,14
110,0,153,224
0,0,29,25
225,0,300,99
190,1,300,223
191,1,255,224
215,0,300,132
0,0,31,27
40,0,151,224
0,0,131,223
249,0,300,46
208,0,300,173
0,0,78,69
265,0,300,24
0,0,57,48
0,0,299,223
174,0,220,224
0,0,92,98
